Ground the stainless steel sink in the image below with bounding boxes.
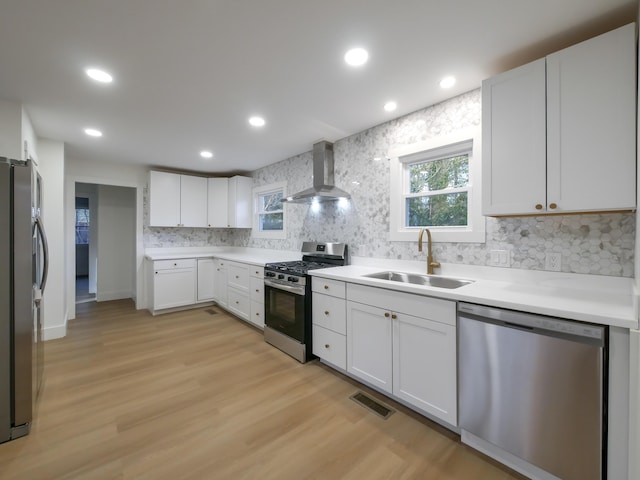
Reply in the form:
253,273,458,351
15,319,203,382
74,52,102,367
363,271,474,289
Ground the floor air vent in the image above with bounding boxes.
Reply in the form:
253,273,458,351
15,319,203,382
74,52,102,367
350,391,395,419
205,309,218,315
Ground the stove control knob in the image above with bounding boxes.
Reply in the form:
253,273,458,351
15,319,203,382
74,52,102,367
277,274,285,280
265,272,275,278
288,277,299,283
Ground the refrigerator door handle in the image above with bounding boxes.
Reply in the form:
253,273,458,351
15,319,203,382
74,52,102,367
33,216,49,303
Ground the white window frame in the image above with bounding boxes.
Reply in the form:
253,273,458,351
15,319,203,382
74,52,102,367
252,182,286,239
389,127,484,243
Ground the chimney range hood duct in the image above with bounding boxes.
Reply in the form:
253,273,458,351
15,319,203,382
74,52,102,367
281,141,351,204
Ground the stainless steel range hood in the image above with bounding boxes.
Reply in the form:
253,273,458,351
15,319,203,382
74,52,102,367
281,141,351,203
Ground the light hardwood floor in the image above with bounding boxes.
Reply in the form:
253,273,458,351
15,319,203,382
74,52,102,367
0,300,525,479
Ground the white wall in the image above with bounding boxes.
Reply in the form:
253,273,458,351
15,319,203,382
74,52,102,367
96,185,135,301
21,107,38,162
65,157,147,320
0,99,23,159
37,139,65,340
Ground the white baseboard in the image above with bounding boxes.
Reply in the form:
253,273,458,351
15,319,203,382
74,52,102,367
43,323,66,341
97,290,133,302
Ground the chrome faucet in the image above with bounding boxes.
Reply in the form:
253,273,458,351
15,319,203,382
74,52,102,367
418,228,441,275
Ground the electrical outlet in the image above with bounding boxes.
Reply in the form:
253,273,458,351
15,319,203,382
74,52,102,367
490,249,511,267
545,252,562,272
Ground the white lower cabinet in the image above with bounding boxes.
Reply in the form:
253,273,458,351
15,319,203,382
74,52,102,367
312,278,347,369
249,275,265,328
227,287,250,320
151,259,196,311
313,325,346,369
345,282,457,426
347,302,393,393
196,258,215,302
392,310,457,425
213,259,228,308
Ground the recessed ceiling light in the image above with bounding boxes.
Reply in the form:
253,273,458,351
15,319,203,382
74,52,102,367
439,76,456,89
351,181,360,185
384,101,397,112
85,68,113,83
344,48,369,66
84,128,102,137
249,116,266,127
200,150,213,159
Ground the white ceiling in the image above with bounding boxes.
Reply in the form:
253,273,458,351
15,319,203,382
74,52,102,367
0,0,635,174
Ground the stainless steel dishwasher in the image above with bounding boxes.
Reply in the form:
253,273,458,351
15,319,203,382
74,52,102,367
458,302,607,480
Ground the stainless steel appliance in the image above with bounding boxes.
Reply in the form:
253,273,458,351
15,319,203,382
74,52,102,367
458,302,606,480
1,158,48,443
264,242,347,363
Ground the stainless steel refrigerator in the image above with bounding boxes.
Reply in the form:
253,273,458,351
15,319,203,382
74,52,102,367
0,157,48,443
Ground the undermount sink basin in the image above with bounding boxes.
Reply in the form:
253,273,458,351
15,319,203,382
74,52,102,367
363,271,474,289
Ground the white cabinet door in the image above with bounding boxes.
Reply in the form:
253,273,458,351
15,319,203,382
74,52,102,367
313,324,346,370
393,313,457,426
153,268,196,310
213,259,227,308
347,301,392,394
482,24,636,217
249,300,264,328
180,175,208,227
312,293,346,335
482,58,547,216
227,261,249,292
546,23,636,213
196,258,215,302
228,176,252,228
207,178,229,228
227,287,250,320
149,171,181,227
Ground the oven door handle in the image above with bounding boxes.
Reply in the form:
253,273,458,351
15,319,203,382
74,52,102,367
264,279,306,296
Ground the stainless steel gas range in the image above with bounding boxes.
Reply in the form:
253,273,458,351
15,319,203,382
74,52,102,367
263,242,348,363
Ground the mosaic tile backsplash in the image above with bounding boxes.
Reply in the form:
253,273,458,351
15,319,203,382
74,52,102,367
144,89,635,277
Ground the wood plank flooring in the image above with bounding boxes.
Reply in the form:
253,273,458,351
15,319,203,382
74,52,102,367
0,300,526,479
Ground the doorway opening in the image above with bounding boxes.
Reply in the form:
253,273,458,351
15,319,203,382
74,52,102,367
75,194,95,304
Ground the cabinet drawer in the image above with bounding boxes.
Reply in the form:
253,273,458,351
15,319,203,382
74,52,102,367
250,300,264,328
250,277,264,303
227,288,250,320
154,258,195,270
313,325,346,370
250,266,264,278
312,277,346,298
312,293,346,335
227,262,250,292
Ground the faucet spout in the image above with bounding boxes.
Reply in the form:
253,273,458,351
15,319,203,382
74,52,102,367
418,228,441,275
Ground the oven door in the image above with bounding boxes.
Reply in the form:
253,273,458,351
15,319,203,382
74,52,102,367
264,279,306,342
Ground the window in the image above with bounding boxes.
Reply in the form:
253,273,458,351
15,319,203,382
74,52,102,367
252,182,286,239
389,128,484,243
75,197,90,245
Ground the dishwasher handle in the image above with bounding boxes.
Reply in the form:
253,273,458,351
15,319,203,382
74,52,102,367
458,302,605,344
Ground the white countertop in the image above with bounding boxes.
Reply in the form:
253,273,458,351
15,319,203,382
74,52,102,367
309,262,638,329
144,247,301,266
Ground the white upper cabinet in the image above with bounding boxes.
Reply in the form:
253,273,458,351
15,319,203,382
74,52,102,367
483,23,636,216
482,59,547,215
149,171,207,227
150,172,251,228
207,176,252,228
149,171,181,227
180,175,208,227
207,178,229,228
228,176,252,228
